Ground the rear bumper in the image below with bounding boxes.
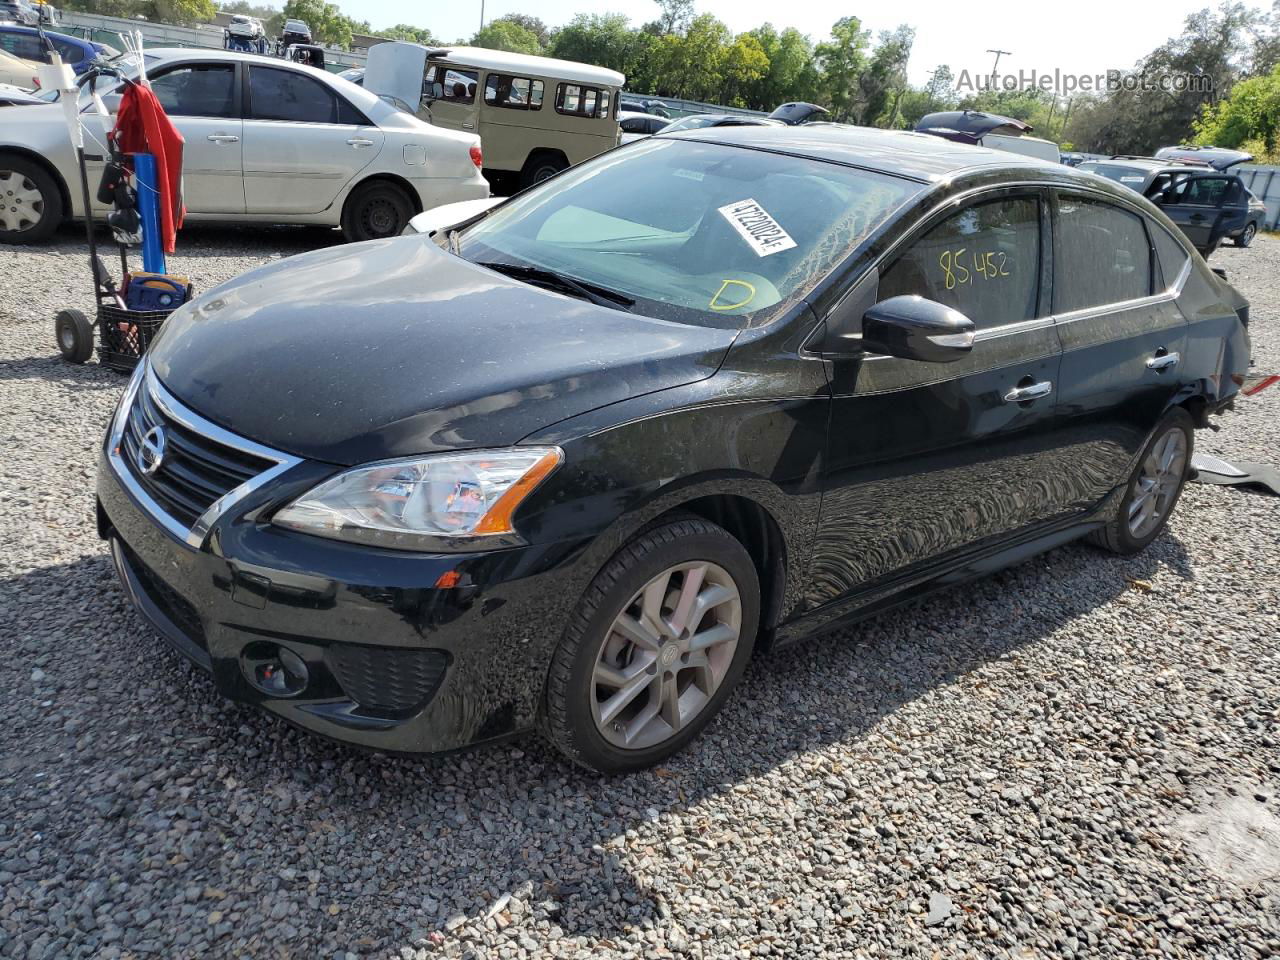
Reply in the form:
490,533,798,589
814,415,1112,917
97,445,590,754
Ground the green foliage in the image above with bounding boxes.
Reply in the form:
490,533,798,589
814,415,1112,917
1194,63,1280,159
472,20,543,55
815,16,870,122
280,0,355,47
153,0,215,25
549,13,655,80
652,0,694,36
374,23,437,45
492,14,550,48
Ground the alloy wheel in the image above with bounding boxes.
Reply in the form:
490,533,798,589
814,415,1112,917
1127,428,1188,539
591,561,742,750
0,169,44,233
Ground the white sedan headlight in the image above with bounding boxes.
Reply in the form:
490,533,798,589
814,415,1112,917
273,447,562,551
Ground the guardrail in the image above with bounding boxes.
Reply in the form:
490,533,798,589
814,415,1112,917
56,10,366,70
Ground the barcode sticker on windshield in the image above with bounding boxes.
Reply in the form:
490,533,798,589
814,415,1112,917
718,199,797,257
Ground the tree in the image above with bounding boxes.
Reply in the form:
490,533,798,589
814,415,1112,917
743,24,819,110
472,20,542,55
281,0,354,47
154,0,216,25
549,13,653,80
924,64,955,110
1194,62,1280,159
854,26,914,126
815,16,870,122
493,14,550,48
653,0,694,36
653,13,730,99
720,33,769,107
375,23,437,45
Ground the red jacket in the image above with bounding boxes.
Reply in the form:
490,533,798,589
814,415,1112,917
110,83,185,253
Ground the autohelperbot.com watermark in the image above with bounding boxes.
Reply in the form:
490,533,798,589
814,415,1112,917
955,68,1213,97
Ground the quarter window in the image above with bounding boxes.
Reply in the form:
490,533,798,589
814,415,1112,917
1053,197,1152,313
484,73,543,110
150,64,236,119
556,83,608,118
249,65,342,123
1149,224,1190,289
877,196,1042,330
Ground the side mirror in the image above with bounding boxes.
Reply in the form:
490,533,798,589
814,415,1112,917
861,295,975,363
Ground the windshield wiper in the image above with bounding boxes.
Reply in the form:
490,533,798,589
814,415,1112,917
476,261,634,312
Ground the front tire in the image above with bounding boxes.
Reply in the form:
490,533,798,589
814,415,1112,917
1234,222,1257,248
1088,409,1193,555
340,180,415,242
543,518,759,773
0,155,63,244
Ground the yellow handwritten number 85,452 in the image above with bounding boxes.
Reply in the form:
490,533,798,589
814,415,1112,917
938,248,1010,290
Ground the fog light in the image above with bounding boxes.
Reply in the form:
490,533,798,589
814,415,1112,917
242,642,309,697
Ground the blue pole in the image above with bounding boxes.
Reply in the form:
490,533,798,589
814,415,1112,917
132,152,165,275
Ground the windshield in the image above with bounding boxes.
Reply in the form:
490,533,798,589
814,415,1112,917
457,137,920,327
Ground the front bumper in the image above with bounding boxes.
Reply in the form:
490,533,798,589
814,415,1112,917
97,446,590,754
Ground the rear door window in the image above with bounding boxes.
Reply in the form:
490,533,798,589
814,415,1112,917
248,65,338,123
0,30,46,61
1053,196,1153,313
877,195,1043,329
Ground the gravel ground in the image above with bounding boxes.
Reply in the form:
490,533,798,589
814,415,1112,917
1,223,1278,960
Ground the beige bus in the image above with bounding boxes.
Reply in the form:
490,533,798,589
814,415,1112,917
364,43,625,189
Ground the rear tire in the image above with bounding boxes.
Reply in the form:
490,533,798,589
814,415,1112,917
0,155,63,244
55,308,94,363
340,180,415,242
520,154,568,189
542,518,759,773
1087,409,1193,555
1234,222,1257,248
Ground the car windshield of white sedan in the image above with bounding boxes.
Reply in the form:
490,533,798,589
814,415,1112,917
457,138,920,326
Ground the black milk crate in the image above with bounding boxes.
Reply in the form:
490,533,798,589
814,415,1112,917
97,303,170,373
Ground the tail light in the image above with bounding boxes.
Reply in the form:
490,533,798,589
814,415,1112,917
469,145,483,168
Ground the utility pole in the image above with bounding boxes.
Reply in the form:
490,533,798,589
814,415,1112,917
986,48,1011,78
479,0,485,32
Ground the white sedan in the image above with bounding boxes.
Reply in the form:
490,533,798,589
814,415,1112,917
0,48,489,243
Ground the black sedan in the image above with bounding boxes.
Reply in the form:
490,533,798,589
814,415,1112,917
98,126,1252,773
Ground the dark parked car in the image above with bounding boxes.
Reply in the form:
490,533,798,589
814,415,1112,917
1078,155,1261,253
0,24,107,73
98,125,1251,772
658,113,781,134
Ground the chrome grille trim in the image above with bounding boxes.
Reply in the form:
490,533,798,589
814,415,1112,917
107,362,304,550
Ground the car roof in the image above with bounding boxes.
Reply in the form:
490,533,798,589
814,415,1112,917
0,24,90,45
427,45,624,88
668,123,1065,183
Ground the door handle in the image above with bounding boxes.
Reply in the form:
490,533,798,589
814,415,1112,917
1146,351,1180,371
1003,380,1053,403
346,138,375,147
462,123,475,130
206,134,240,143
1189,213,1205,221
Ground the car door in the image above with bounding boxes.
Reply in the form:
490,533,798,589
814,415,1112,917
422,63,479,133
1049,191,1189,513
241,63,383,215
145,61,245,215
1153,174,1232,252
810,188,1067,612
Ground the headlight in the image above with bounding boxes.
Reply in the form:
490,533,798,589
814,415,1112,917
272,447,562,551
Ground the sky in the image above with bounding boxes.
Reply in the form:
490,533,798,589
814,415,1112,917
356,0,1274,89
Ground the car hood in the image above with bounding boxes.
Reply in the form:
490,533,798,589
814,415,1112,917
148,238,735,466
